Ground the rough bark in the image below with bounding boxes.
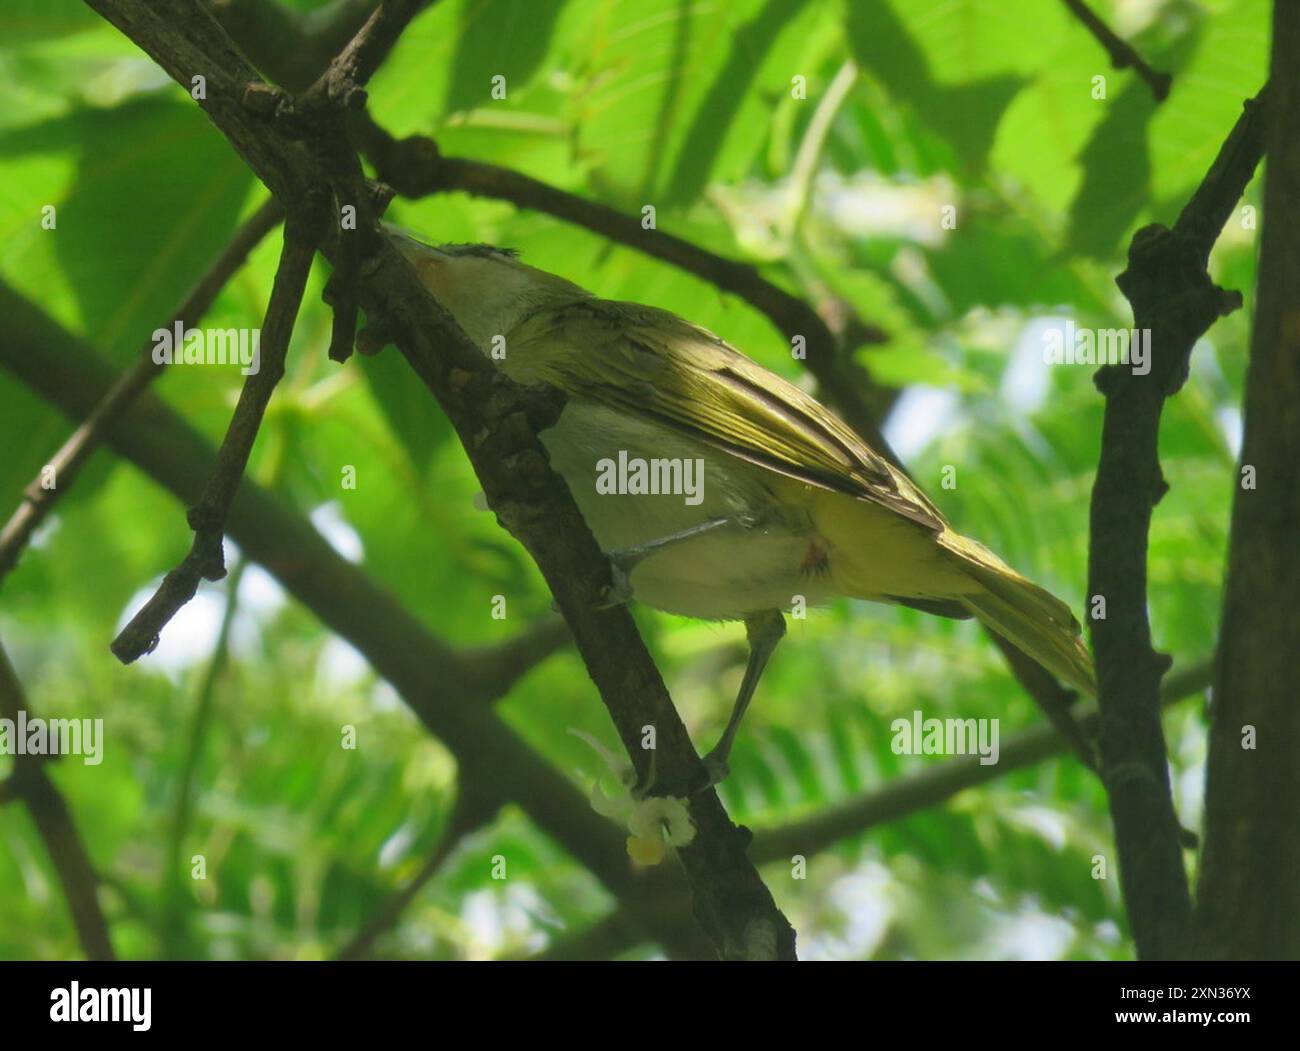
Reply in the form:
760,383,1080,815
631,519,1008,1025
1196,1,1300,959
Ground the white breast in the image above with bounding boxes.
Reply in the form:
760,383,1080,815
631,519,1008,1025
538,402,835,620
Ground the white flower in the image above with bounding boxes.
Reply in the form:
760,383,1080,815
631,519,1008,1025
568,729,697,866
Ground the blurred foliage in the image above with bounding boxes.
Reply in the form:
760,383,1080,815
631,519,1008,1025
0,0,1260,960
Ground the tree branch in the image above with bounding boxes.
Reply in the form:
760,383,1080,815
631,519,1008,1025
110,209,319,663
1087,88,1267,959
336,780,497,959
0,197,283,588
462,616,573,702
750,660,1212,866
0,639,116,960
1060,0,1171,101
1197,3,1300,959
84,0,796,958
0,278,709,958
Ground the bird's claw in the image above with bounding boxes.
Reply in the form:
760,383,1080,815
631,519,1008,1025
691,751,730,794
596,557,635,610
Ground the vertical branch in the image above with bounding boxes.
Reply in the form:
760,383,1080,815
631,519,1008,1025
1197,2,1300,958
1087,91,1266,959
159,559,246,958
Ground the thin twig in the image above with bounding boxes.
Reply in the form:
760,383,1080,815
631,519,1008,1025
209,0,387,93
1061,0,1171,101
0,639,116,960
312,0,424,97
159,559,246,958
110,211,319,664
0,198,283,588
750,659,1213,865
336,783,497,959
785,60,859,238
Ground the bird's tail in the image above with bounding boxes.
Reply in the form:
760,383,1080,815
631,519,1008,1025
947,538,1095,696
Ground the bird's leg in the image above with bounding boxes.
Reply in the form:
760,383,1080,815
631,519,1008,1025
597,517,736,608
698,609,786,788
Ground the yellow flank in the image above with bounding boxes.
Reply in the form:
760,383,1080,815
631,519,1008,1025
811,485,977,601
809,480,1095,696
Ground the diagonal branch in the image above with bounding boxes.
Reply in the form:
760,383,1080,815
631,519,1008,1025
1060,0,1171,101
0,197,283,588
336,780,498,959
537,658,1214,960
84,0,797,959
0,640,116,960
110,209,320,663
0,279,709,958
750,659,1212,866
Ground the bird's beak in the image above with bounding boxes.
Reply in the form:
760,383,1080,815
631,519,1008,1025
384,225,449,263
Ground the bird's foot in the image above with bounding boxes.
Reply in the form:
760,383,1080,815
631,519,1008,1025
691,750,730,794
595,556,635,610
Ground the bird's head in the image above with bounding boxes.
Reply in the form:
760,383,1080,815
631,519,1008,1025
387,230,588,349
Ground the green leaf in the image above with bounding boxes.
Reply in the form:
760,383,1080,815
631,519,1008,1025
844,0,1051,174
444,0,568,115
1066,82,1158,259
357,342,452,474
0,97,254,360
1148,0,1268,211
0,0,101,43
659,0,814,205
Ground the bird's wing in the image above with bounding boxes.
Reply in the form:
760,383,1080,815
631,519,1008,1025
505,298,947,533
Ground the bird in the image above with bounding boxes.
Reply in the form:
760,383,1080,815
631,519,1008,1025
390,232,1095,785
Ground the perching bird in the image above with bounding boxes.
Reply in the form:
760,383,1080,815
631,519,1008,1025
392,232,1095,784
